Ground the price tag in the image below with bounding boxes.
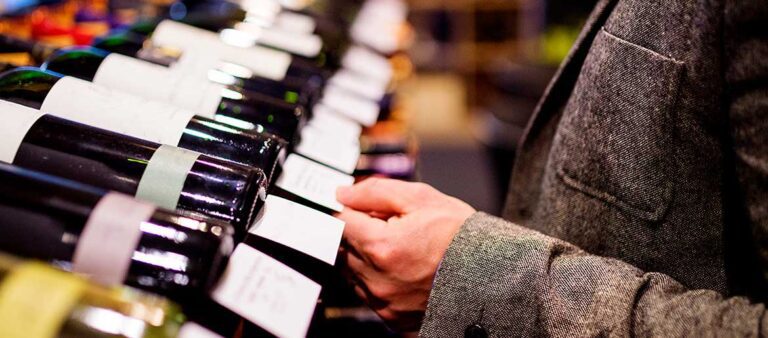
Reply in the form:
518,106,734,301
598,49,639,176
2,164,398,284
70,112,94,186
212,245,321,338
329,69,389,101
321,85,380,127
251,195,345,265
276,154,354,212
296,125,361,174
308,104,363,142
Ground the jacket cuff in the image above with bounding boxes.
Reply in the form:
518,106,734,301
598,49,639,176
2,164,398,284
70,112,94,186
419,212,549,337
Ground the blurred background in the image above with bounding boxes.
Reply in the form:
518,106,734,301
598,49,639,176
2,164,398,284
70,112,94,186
402,0,597,214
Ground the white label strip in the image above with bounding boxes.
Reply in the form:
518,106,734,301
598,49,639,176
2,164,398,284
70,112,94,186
329,69,389,101
212,245,321,338
251,195,345,265
40,77,196,146
93,53,224,118
177,323,223,338
72,192,156,286
295,125,361,174
308,104,363,142
342,46,393,83
135,145,200,210
152,20,292,81
274,11,316,34
320,85,380,127
0,100,44,163
231,23,323,58
276,154,354,212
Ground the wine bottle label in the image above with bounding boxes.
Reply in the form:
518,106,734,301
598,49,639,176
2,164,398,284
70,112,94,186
308,104,363,142
228,24,323,58
0,100,45,163
93,53,224,118
72,192,156,286
319,85,380,127
275,154,355,212
40,77,196,146
135,145,201,210
251,195,345,265
328,69,389,101
178,323,223,338
274,11,317,34
211,244,321,338
342,46,394,83
152,20,292,81
0,263,87,338
295,125,361,174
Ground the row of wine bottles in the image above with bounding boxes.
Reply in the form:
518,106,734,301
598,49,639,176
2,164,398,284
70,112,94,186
0,0,413,337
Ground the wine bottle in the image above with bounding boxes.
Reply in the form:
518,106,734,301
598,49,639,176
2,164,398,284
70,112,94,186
0,99,266,236
0,254,186,338
0,67,287,182
92,30,323,109
40,46,306,143
0,162,234,300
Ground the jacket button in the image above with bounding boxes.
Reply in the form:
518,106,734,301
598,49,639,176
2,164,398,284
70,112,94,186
464,324,488,338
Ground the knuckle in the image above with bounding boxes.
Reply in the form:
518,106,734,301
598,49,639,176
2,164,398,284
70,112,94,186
370,283,395,300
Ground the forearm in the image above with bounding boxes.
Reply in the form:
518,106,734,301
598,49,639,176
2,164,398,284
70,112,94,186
420,213,768,337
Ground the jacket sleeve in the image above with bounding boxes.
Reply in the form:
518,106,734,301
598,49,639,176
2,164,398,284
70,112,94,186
726,1,768,275
419,212,768,337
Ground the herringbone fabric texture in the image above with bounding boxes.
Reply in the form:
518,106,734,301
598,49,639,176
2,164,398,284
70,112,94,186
420,0,768,336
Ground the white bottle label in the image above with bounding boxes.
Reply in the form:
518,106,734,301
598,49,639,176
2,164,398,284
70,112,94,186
320,85,380,127
342,46,393,83
230,24,323,58
93,53,224,118
0,100,44,163
329,69,389,101
152,20,292,81
295,125,361,174
251,195,345,265
40,77,196,146
72,192,156,286
178,323,223,338
211,245,321,338
135,145,201,210
308,104,363,142
350,0,408,53
276,154,354,212
274,11,317,34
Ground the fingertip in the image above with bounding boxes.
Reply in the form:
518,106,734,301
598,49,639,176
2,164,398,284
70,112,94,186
336,185,352,202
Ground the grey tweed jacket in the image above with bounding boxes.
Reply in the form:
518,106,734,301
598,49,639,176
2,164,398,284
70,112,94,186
420,0,768,336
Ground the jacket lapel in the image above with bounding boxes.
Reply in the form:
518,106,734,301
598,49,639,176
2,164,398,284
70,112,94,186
518,0,619,150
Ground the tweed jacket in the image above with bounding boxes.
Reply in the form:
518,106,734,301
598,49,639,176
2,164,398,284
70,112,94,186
420,0,768,336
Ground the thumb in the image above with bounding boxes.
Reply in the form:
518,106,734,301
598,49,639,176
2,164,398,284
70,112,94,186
336,177,425,214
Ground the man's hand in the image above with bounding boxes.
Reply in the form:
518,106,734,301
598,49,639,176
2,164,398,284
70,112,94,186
335,177,476,331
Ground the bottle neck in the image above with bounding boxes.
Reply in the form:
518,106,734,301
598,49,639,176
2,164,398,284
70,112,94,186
0,34,59,64
0,67,63,110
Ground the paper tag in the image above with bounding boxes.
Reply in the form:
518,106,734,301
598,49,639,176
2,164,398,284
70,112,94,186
321,85,380,127
276,154,354,212
41,77,196,146
251,195,344,265
350,0,407,54
308,104,363,142
274,11,316,34
93,53,224,118
329,69,389,101
152,20,292,81
211,245,321,338
295,125,361,174
178,323,223,338
0,263,87,338
0,100,44,163
72,192,155,286
135,145,200,210
342,46,393,83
